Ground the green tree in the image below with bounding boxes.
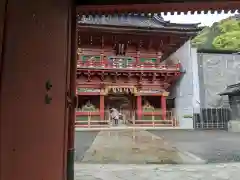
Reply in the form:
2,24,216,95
212,31,240,51
192,23,221,49
191,28,209,48
191,15,240,51
217,19,240,33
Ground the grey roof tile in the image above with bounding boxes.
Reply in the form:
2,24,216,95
219,83,240,96
78,14,200,30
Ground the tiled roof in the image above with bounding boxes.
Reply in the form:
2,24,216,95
77,14,201,30
219,83,240,96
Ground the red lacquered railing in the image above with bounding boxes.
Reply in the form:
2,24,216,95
77,60,180,71
74,109,179,128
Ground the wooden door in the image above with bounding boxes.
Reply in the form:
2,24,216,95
0,0,7,70
0,0,7,179
0,0,75,180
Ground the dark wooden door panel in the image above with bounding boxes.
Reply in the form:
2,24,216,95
0,0,7,70
0,0,7,179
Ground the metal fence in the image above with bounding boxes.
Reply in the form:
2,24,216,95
193,108,231,130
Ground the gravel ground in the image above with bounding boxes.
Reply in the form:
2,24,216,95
75,163,240,180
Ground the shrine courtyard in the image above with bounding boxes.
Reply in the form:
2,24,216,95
75,129,240,164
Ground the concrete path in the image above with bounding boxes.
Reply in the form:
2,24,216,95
75,163,240,180
80,129,204,164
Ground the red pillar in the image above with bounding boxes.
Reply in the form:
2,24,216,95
137,95,142,120
161,95,167,120
100,95,105,120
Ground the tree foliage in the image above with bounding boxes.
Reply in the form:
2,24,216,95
191,14,240,51
217,19,240,33
212,31,240,51
191,28,209,48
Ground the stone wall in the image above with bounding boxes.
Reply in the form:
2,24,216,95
164,51,240,128
198,53,240,108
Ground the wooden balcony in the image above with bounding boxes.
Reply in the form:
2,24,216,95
77,56,180,71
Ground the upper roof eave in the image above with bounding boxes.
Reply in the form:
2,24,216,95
76,1,240,15
77,23,203,35
165,22,201,27
77,13,202,30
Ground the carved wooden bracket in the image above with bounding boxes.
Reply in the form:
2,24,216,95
139,72,145,82
84,71,93,82
152,72,157,83
100,72,106,81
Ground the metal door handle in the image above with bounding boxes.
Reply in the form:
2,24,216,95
45,80,53,91
45,80,52,104
45,94,52,104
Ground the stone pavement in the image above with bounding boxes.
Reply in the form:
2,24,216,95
80,129,203,164
149,130,240,163
75,129,240,164
75,163,240,180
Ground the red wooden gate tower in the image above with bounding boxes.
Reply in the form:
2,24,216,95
75,13,202,127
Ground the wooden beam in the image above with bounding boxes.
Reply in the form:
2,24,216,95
76,1,239,15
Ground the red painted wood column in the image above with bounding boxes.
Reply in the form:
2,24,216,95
161,95,167,120
100,95,105,120
137,95,142,120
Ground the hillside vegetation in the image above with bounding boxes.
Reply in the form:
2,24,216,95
191,14,240,51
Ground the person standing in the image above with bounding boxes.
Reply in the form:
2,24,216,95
110,108,119,126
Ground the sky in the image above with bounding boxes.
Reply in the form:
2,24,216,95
162,11,239,27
